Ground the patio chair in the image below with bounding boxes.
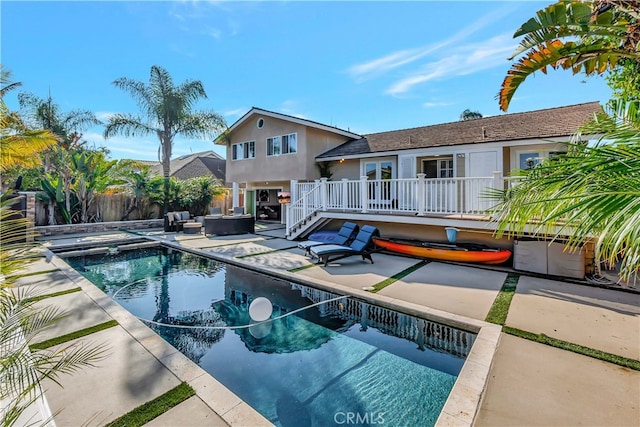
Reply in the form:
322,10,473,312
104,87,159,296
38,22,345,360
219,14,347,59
309,225,380,266
297,222,359,256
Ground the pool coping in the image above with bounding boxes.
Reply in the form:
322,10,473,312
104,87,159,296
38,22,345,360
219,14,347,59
45,236,501,427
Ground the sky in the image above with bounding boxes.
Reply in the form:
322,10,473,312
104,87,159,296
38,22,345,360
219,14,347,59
2,1,613,161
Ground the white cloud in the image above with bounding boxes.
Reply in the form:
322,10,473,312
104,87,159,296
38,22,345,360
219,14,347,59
279,100,307,119
346,5,515,83
95,111,116,122
223,108,247,118
422,101,455,108
386,34,516,96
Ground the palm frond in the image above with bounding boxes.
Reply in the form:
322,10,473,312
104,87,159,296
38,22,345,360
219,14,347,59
498,39,632,111
103,114,156,139
491,118,640,279
174,111,227,138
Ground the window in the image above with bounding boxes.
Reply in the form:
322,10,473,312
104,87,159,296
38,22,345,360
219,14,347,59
232,141,255,160
267,133,297,156
422,158,453,178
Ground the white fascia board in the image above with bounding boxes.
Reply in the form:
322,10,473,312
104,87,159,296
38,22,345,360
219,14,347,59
222,108,362,142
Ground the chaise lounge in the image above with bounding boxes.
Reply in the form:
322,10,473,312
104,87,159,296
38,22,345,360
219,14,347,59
310,225,380,266
297,222,359,256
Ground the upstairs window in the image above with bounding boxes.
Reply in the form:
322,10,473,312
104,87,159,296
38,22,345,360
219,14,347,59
267,133,297,157
232,141,255,160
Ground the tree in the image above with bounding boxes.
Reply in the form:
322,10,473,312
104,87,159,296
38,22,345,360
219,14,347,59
18,93,101,223
498,0,640,112
175,176,227,216
71,150,118,223
459,109,483,121
103,65,227,216
112,160,163,220
0,68,57,171
494,0,640,280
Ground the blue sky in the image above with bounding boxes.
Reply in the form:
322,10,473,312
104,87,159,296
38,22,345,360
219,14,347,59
3,1,612,161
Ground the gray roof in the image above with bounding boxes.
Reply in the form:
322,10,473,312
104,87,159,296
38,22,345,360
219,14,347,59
149,151,226,182
317,102,603,159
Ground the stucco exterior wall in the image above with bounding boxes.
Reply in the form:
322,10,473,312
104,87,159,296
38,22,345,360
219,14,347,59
330,159,361,180
224,114,350,184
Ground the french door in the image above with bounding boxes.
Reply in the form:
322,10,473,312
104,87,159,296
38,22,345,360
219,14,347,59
363,159,395,209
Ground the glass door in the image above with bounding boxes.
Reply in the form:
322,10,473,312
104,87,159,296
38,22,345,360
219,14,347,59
363,159,395,209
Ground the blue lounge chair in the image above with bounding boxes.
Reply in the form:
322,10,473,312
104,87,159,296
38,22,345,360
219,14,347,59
297,222,359,256
310,225,380,266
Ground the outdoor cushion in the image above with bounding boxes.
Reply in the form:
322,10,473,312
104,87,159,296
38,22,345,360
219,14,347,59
298,222,359,256
209,207,222,215
310,225,380,266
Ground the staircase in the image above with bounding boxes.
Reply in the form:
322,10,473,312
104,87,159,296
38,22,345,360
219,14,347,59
285,183,325,240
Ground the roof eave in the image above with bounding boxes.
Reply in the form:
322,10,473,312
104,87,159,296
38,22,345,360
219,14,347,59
217,107,362,143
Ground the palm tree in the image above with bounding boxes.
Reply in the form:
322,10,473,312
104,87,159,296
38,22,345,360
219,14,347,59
103,65,227,215
491,112,640,280
18,93,101,222
0,69,57,171
459,109,483,121
493,1,640,281
498,0,639,111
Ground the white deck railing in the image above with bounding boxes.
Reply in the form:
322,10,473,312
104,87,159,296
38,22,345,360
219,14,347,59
286,173,503,236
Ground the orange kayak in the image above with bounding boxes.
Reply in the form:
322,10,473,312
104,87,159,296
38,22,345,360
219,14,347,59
373,237,512,265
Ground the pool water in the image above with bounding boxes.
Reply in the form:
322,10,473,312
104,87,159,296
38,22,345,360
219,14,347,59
65,246,475,426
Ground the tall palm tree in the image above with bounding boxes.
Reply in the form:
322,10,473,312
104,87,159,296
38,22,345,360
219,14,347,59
103,65,227,215
498,0,639,111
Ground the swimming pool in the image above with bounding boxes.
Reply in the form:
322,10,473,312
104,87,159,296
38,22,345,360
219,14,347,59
64,246,476,426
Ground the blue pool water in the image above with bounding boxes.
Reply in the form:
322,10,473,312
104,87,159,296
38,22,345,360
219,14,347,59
64,246,475,426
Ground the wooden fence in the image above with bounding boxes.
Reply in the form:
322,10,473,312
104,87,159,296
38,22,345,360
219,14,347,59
25,192,234,226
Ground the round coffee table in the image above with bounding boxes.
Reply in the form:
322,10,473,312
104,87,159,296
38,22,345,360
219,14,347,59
182,222,202,235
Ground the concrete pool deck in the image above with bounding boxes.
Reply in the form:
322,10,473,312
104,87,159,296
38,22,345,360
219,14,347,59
16,226,640,426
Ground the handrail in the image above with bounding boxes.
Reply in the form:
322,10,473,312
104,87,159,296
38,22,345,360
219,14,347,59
287,175,501,236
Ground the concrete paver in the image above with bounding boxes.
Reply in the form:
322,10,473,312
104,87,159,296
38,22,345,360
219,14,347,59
379,262,507,320
295,252,420,290
475,333,640,426
43,326,182,426
203,239,297,258
145,396,227,427
32,291,113,343
236,248,315,270
507,276,640,359
13,269,80,294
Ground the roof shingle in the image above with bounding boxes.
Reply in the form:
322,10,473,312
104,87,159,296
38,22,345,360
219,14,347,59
317,102,603,159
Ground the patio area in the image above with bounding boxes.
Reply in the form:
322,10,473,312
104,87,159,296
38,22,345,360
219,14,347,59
15,224,640,426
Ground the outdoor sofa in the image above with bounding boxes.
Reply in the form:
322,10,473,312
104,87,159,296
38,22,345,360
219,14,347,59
204,210,255,236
